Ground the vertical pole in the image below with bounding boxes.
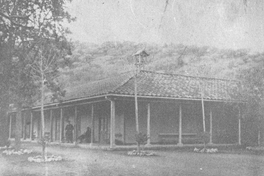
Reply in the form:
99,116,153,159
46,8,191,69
25,113,27,139
74,106,78,144
30,112,33,140
123,104,126,144
38,112,40,139
134,73,139,134
238,107,241,145
50,110,53,142
123,113,126,144
60,108,63,143
147,103,151,145
9,114,12,139
55,113,57,141
40,68,45,142
23,112,26,140
178,104,183,146
209,108,213,144
21,113,24,139
90,104,94,146
200,81,206,132
110,100,116,148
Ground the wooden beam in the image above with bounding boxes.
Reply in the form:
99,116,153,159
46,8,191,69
9,114,12,139
147,103,151,145
209,108,213,144
60,108,63,143
178,104,183,146
50,109,53,142
123,105,126,144
110,100,116,148
37,113,41,139
107,94,242,103
90,104,94,146
74,106,78,144
23,113,26,140
55,112,57,141
238,108,241,145
32,98,107,111
30,112,33,140
134,75,139,134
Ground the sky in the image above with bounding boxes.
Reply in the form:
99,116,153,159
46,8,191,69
65,0,264,52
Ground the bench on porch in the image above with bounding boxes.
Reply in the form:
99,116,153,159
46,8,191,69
158,133,202,144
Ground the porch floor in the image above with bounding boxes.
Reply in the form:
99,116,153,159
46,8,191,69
18,139,238,151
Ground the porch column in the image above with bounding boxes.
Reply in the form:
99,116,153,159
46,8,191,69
178,104,183,146
110,100,116,148
60,108,63,143
38,112,41,138
9,114,12,139
55,113,58,141
50,110,53,142
90,104,94,146
209,108,213,144
22,113,25,139
74,106,78,145
30,112,33,140
147,103,151,145
238,108,241,145
238,118,241,145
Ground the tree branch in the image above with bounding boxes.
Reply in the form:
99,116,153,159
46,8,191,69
0,12,33,29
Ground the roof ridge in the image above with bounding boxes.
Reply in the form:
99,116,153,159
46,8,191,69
140,70,238,82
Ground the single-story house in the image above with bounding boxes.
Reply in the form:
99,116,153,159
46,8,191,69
8,70,243,148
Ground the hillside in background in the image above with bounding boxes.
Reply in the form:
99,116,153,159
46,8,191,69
58,41,264,87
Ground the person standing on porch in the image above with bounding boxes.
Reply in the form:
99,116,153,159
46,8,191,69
65,120,74,143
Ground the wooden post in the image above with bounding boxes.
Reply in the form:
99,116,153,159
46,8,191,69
60,108,63,143
74,106,78,144
21,113,23,139
50,110,53,142
147,103,151,145
110,100,116,148
123,113,126,144
123,104,126,144
37,112,40,139
209,108,213,144
55,112,58,141
90,104,94,146
30,112,33,140
238,108,241,145
178,104,183,146
239,117,241,145
134,74,139,134
9,114,12,139
24,113,27,140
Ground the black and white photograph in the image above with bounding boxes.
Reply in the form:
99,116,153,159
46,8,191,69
0,0,264,175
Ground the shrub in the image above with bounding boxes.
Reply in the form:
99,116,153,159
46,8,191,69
135,133,148,146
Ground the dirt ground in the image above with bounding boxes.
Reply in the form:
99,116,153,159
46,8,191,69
1,143,264,176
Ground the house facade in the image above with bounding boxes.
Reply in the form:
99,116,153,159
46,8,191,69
8,70,242,148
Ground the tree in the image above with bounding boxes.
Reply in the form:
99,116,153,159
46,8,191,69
0,0,73,149
28,40,66,161
238,58,264,145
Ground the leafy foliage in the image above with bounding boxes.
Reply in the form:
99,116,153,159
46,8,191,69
62,41,261,89
0,0,73,149
237,59,264,145
135,132,148,146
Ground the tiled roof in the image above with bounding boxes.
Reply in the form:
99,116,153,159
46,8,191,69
64,71,134,101
62,70,240,102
